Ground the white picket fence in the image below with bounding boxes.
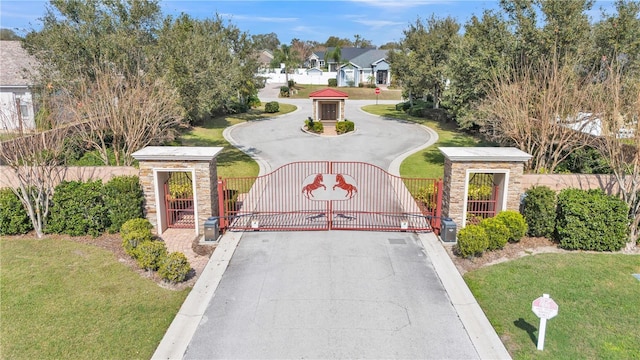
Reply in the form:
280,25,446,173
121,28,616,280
259,69,337,85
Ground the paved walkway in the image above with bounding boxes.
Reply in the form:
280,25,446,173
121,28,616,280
153,86,511,359
160,228,210,277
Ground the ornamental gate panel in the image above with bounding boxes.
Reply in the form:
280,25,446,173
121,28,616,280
466,173,499,225
164,172,195,228
218,161,442,233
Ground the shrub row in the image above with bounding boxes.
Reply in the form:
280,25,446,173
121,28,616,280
0,188,33,235
335,120,355,134
121,218,191,283
455,210,527,258
522,186,629,251
264,101,279,113
305,119,323,133
47,176,144,237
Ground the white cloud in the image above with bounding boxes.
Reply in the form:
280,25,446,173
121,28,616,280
219,13,298,23
349,0,451,10
352,19,406,29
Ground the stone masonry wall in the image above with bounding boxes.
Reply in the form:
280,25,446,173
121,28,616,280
443,160,525,227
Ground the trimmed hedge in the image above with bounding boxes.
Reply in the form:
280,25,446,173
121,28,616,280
47,180,108,237
279,86,290,97
455,224,489,258
328,78,337,87
305,119,323,133
135,240,167,271
555,189,629,251
495,210,527,243
103,176,144,233
264,101,279,113
336,120,355,134
159,252,191,283
0,188,33,235
121,218,153,257
523,186,556,238
479,217,510,250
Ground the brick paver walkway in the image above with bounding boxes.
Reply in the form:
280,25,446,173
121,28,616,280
160,228,212,277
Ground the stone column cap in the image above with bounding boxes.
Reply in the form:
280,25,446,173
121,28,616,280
132,146,223,161
439,147,532,162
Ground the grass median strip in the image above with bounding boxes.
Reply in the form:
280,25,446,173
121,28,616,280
1,238,190,359
464,253,640,359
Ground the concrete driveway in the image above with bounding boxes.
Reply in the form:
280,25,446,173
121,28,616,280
152,85,511,359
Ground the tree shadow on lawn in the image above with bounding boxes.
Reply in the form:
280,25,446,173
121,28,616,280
514,317,538,346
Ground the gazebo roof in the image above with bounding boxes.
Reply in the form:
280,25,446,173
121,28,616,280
309,88,349,98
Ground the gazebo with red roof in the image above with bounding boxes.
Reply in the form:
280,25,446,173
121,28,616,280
308,88,349,123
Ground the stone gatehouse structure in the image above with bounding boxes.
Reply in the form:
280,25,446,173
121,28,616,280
132,146,222,237
439,147,532,227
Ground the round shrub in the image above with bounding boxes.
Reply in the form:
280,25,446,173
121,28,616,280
122,229,153,257
120,218,152,238
523,186,556,238
479,217,510,250
135,240,168,271
264,101,279,113
159,252,191,283
495,210,527,243
0,188,33,235
455,224,489,258
336,120,355,134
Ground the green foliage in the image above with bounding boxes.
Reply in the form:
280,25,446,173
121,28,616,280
103,176,144,233
159,252,192,283
120,218,153,257
0,188,33,235
523,186,556,238
479,217,509,250
328,78,337,87
135,240,167,271
556,189,629,251
264,101,280,113
305,119,323,133
279,86,290,97
247,94,261,108
415,185,437,211
287,79,295,88
555,146,612,174
467,184,493,200
47,180,108,237
335,120,355,134
455,224,489,257
494,210,527,243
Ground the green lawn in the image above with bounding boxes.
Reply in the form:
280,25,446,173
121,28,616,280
464,253,640,359
179,102,296,178
288,84,402,101
361,104,492,178
0,238,190,359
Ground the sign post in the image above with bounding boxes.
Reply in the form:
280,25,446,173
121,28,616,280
531,294,558,350
375,87,380,105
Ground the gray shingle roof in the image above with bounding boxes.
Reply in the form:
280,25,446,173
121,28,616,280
348,49,389,69
0,41,38,87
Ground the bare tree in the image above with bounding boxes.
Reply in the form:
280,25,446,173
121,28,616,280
587,59,640,246
66,67,186,166
0,123,69,238
480,54,595,173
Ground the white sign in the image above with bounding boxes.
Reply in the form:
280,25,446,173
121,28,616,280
531,294,558,350
532,295,559,319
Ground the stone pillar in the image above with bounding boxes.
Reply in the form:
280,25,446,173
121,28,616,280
439,147,532,228
132,146,223,236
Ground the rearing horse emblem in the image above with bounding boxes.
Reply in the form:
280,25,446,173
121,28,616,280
333,173,358,199
302,173,326,198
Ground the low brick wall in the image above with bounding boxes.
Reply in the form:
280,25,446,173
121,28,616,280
0,166,138,189
522,174,619,194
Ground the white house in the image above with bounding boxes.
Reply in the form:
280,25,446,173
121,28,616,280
0,41,38,132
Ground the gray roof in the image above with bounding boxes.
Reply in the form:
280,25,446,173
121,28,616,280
348,49,389,69
314,47,377,62
0,41,38,87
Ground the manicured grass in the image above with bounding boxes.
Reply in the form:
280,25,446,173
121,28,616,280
0,238,190,359
361,104,492,178
464,253,640,359
288,84,402,100
179,103,296,178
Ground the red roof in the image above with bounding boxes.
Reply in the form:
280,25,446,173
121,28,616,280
308,88,349,98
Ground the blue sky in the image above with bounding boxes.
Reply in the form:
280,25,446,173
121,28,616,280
0,0,618,46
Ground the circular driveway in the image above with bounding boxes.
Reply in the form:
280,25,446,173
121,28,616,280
226,88,435,172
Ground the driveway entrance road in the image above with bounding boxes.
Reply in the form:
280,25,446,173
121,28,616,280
183,231,478,359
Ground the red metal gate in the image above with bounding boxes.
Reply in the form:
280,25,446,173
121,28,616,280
164,172,195,228
466,173,499,225
218,161,442,233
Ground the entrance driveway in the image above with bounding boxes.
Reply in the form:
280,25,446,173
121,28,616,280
184,231,478,359
152,86,511,359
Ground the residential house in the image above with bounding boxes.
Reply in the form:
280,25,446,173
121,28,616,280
255,49,275,72
0,41,38,131
307,47,391,87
